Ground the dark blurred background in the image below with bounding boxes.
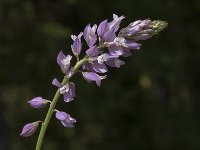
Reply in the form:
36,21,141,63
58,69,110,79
0,0,200,149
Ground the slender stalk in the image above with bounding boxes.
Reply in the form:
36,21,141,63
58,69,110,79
35,56,88,150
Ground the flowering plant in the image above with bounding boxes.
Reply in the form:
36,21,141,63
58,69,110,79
20,14,167,150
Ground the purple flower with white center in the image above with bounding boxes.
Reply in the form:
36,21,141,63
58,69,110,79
84,46,108,73
96,53,118,64
20,121,40,137
82,72,106,86
97,14,124,42
83,24,97,47
82,61,108,74
109,37,141,49
96,53,124,68
52,78,75,102
57,51,72,74
55,111,76,128
71,32,83,56
106,37,141,57
27,97,50,108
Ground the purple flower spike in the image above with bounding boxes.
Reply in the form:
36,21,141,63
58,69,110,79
71,32,83,56
20,121,40,137
57,51,72,74
55,111,76,128
27,97,49,108
83,24,97,47
82,72,106,86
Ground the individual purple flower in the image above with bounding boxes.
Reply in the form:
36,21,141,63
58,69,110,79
55,111,76,128
97,14,125,42
97,20,115,42
20,121,40,137
82,72,106,86
106,37,141,57
84,46,108,73
96,53,125,68
71,32,83,56
52,78,75,102
83,24,97,47
96,53,118,64
27,97,50,108
57,51,72,74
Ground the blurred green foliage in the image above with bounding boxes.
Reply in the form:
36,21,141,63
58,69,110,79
0,0,200,150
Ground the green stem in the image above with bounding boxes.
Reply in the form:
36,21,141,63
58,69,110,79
35,56,88,150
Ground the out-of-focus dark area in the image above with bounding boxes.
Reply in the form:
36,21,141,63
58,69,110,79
0,0,200,149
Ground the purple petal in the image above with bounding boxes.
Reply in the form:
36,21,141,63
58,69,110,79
57,51,66,66
20,121,40,137
108,45,123,56
71,37,82,56
27,97,48,108
57,51,72,74
121,49,133,57
83,24,97,47
86,46,99,57
92,62,108,73
63,82,76,102
103,28,116,42
106,58,125,68
52,78,62,88
82,62,91,71
109,14,125,32
97,20,108,37
66,67,74,79
82,72,106,86
125,40,141,49
61,116,76,128
55,111,70,121
133,34,152,41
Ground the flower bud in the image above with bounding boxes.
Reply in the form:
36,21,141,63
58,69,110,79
27,97,50,108
119,19,168,41
20,121,40,137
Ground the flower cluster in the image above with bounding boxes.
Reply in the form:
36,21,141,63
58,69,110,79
20,14,167,137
